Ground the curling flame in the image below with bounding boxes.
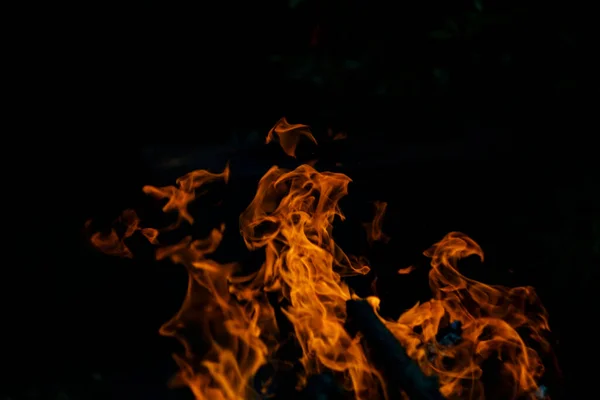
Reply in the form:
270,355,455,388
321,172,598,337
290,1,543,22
239,164,382,396
90,165,277,400
88,209,157,258
143,166,230,227
363,201,390,245
157,224,278,400
88,119,552,400
379,232,550,399
265,117,317,158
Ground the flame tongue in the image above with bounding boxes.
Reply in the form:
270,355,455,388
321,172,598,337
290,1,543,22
380,233,550,399
265,117,318,158
240,164,383,397
88,120,552,400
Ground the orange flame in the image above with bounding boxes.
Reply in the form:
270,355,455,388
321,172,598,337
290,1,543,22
239,164,382,396
90,165,277,400
363,201,390,245
265,117,317,158
88,209,158,258
157,224,278,400
88,119,552,400
397,266,416,275
377,232,550,399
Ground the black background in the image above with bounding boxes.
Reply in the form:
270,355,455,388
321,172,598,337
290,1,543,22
5,1,595,399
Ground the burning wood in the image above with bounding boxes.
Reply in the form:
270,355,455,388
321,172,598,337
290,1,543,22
346,299,444,400
87,119,553,399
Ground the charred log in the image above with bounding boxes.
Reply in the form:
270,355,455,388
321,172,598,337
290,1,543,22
346,299,444,400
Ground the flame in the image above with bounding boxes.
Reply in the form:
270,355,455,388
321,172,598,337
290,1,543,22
363,201,390,245
88,120,552,400
88,209,158,258
265,117,317,158
397,266,416,275
377,232,550,399
90,166,277,400
327,128,348,141
156,224,278,400
239,164,382,396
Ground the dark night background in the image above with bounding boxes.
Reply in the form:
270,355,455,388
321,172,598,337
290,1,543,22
5,1,596,399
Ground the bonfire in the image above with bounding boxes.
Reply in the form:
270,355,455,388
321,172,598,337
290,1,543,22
88,118,552,400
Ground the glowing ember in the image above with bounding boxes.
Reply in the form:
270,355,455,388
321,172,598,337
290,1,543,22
88,119,552,399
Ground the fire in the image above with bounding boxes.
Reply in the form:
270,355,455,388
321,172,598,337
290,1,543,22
266,117,317,158
377,232,550,399
239,164,380,397
88,120,552,399
364,201,390,245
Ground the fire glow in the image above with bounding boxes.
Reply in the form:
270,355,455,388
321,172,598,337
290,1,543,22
88,119,552,400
